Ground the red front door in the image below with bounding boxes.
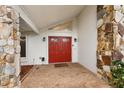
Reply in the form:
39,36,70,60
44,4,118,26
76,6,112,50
49,36,72,63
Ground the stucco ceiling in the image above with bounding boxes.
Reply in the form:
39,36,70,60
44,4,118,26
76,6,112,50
19,5,84,31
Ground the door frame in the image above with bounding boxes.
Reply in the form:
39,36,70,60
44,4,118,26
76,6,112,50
48,36,72,63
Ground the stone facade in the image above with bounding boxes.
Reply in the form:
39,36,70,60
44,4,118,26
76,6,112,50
97,5,124,83
0,5,20,88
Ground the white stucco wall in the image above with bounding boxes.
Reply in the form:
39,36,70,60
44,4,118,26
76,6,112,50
78,5,97,73
21,19,78,65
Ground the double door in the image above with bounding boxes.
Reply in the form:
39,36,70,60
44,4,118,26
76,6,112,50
49,36,72,63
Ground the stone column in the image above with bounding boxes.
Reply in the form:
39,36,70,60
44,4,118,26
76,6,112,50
0,5,20,88
97,5,114,81
97,5,124,84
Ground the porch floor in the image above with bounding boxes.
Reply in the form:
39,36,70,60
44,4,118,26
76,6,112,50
21,63,110,88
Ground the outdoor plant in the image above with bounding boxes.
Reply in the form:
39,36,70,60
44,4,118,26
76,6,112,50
110,60,124,88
